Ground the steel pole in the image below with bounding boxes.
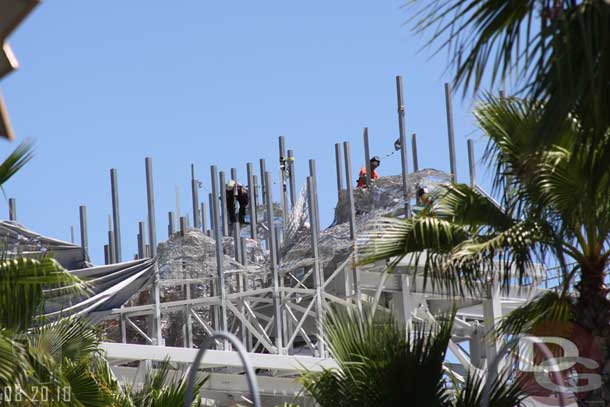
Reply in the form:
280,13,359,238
70,226,74,244
200,202,207,233
363,127,372,188
279,136,289,228
265,171,284,354
145,157,161,345
211,165,229,347
343,142,356,240
191,164,200,229
307,176,325,357
246,162,257,240
287,149,296,208
110,169,122,262
8,198,15,221
180,216,187,237
444,82,458,182
396,76,412,218
468,139,476,188
208,193,215,234
168,211,175,237
411,133,419,172
334,143,344,200
219,171,229,236
79,205,89,256
138,221,146,258
308,159,321,236
259,159,267,206
108,229,115,264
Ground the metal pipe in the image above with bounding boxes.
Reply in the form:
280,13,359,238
247,162,257,240
108,229,115,264
70,225,74,243
180,216,187,237
363,127,372,188
279,136,289,229
274,224,282,261
334,143,344,200
79,205,89,256
219,171,229,236
444,82,458,182
211,165,229,346
200,201,207,233
396,75,412,218
468,139,476,188
231,167,237,183
191,164,200,229
287,149,296,208
308,160,321,236
208,193,215,234
265,171,284,354
104,244,109,265
343,142,356,240
138,221,146,259
168,211,175,237
233,221,242,263
8,197,16,221
110,168,122,262
411,133,419,172
259,158,267,206
307,176,325,357
145,157,161,345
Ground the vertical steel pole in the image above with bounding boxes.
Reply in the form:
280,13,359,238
79,205,89,256
219,171,229,236
265,171,284,354
308,160,321,236
343,142,357,240
145,157,161,345
180,216,187,236
307,176,325,357
246,163,257,240
200,202,207,233
208,193,215,234
259,159,267,206
70,226,74,244
334,143,344,200
444,82,458,182
239,236,248,346
103,245,109,265
168,211,175,237
411,133,419,173
211,165,229,347
279,136,289,228
108,229,115,264
287,149,296,208
468,139,476,188
8,198,16,221
231,167,237,183
138,221,146,258
110,168,122,262
363,127,372,188
191,164,200,229
274,224,282,261
396,76,412,218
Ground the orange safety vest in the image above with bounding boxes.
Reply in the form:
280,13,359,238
357,166,379,188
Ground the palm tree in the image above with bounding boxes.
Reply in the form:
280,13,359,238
410,0,610,148
358,96,610,405
300,308,526,407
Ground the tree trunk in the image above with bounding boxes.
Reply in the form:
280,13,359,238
574,262,610,407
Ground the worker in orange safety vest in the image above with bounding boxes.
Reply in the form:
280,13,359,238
356,156,381,188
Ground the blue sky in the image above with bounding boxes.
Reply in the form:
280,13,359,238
2,1,495,264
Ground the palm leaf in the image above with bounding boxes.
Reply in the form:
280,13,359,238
0,140,34,189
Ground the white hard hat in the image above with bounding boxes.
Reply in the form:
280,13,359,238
226,180,236,190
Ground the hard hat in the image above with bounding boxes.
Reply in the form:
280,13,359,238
226,180,236,190
371,155,381,163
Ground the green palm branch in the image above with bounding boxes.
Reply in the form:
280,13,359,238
301,308,526,407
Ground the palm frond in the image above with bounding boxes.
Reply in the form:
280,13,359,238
495,290,573,337
0,140,34,189
454,370,528,407
0,257,83,331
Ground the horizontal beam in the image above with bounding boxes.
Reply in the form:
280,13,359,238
102,342,337,372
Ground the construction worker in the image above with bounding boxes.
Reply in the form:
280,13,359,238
356,156,381,188
226,180,249,226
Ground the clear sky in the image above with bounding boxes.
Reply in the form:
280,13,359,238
2,1,494,264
